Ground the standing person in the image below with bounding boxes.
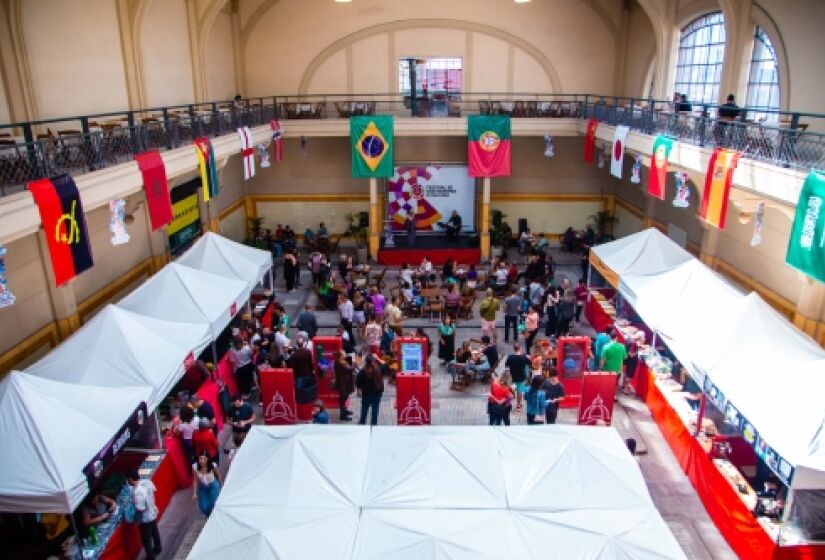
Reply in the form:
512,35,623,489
334,349,355,421
192,418,219,465
544,284,559,337
339,292,355,342
488,372,514,426
503,288,521,343
504,343,531,412
384,296,404,336
556,291,575,337
126,469,161,560
228,395,255,448
356,354,384,425
309,251,324,287
523,305,540,350
283,250,297,292
364,315,382,355
542,370,565,424
438,315,456,366
188,394,216,436
524,375,548,425
369,286,386,321
479,288,500,344
593,327,613,365
405,212,416,247
286,340,314,380
622,342,639,395
192,452,221,518
600,330,628,375
579,245,590,281
229,336,255,399
174,406,198,463
573,278,588,325
296,304,318,340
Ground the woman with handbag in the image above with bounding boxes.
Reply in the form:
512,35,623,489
524,375,548,425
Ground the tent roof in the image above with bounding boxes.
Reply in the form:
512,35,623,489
25,305,210,411
591,228,693,280
117,262,248,337
189,425,686,560
177,232,270,289
0,372,150,513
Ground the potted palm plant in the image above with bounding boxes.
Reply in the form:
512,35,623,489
489,208,509,259
586,211,619,243
244,217,266,248
346,212,369,263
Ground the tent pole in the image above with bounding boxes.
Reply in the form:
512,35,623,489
211,340,218,364
269,267,274,291
153,409,163,449
69,514,82,559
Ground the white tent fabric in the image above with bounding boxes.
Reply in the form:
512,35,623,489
118,262,248,338
176,232,271,291
188,425,686,560
696,293,825,473
591,228,693,280
0,372,150,513
25,305,211,411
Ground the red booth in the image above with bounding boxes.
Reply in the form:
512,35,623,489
259,368,298,425
577,372,619,426
395,336,432,425
557,336,591,408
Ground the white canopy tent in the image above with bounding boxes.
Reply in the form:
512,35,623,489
188,425,687,560
25,305,211,412
118,262,249,338
590,228,693,287
0,372,150,513
176,232,272,292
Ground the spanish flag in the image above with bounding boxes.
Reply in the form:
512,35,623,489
28,174,94,286
194,137,220,201
583,118,598,163
700,148,740,229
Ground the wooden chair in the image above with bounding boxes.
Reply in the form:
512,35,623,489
449,362,470,391
334,102,350,118
458,296,474,320
425,295,443,322
479,100,491,115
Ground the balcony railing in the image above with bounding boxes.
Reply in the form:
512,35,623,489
0,93,822,196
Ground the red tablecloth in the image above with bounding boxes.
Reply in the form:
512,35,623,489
197,377,224,432
214,353,239,401
644,368,825,560
162,432,193,488
584,295,614,334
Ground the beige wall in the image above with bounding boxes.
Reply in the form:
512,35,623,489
206,10,237,101
22,0,129,119
220,205,246,242
141,0,195,107
623,2,656,97
492,200,602,236
614,203,643,238
0,73,11,124
256,199,367,237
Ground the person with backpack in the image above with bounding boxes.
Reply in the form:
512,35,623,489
556,290,576,337
126,469,162,559
479,288,500,344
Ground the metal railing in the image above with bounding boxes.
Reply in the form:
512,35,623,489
1,92,823,196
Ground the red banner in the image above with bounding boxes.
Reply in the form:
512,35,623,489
583,118,598,163
134,150,173,230
259,368,298,425
312,336,344,409
577,372,619,425
396,373,431,425
557,336,591,408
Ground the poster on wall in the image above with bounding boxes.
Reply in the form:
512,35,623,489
387,164,476,231
168,179,202,256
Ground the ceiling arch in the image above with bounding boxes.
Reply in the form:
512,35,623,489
295,18,563,94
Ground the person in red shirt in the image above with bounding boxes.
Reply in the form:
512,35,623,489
488,372,514,426
574,278,588,325
192,418,219,465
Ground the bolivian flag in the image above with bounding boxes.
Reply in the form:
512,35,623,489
700,148,740,229
468,115,511,177
351,116,393,178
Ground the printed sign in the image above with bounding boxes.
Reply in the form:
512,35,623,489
387,165,476,231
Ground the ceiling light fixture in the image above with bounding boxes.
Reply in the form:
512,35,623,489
515,0,531,3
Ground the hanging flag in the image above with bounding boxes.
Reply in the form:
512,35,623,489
699,148,741,229
467,115,510,177
630,154,642,184
108,198,130,245
610,125,629,179
135,150,174,230
193,137,220,202
28,174,94,286
672,172,690,208
258,144,271,168
583,118,598,163
270,119,283,162
751,201,765,247
543,134,555,157
351,115,393,177
0,244,14,308
786,171,825,282
237,126,255,180
648,135,673,200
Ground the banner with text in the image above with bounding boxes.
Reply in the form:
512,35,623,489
387,164,476,231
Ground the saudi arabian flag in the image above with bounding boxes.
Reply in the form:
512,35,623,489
786,170,825,282
351,115,393,178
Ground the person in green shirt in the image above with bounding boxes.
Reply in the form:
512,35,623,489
479,288,500,344
599,330,627,374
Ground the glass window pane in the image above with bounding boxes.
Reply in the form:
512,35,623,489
673,12,725,105
746,27,780,112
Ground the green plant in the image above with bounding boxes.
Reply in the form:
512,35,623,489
345,212,369,248
489,208,509,247
587,211,619,241
244,217,266,248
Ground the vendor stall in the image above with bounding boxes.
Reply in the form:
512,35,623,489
176,232,272,294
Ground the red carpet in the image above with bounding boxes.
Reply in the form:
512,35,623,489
378,248,482,265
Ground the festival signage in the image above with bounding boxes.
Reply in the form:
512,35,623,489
397,337,428,374
577,372,619,426
259,368,297,425
312,336,344,409
557,336,592,408
396,373,431,425
83,402,148,486
168,180,202,256
387,165,476,231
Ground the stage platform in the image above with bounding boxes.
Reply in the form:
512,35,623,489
378,234,481,265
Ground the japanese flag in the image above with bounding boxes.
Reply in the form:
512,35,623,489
611,125,629,179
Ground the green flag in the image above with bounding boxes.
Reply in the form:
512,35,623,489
786,171,825,282
351,115,393,178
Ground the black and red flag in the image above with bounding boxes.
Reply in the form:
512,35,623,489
28,174,94,286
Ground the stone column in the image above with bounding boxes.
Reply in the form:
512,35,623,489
480,177,491,259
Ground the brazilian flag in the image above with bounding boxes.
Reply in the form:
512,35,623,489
351,115,393,178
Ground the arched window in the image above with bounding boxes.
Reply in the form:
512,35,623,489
674,12,726,106
746,26,780,121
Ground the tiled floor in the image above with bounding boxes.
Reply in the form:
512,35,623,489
154,250,736,560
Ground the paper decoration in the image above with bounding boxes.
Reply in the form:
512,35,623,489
544,134,555,157
630,154,642,183
672,172,690,208
258,144,271,168
108,198,130,245
751,201,765,246
300,136,308,158
0,244,15,308
597,148,605,169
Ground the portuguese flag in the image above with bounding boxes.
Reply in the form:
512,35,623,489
351,115,393,178
700,147,740,229
648,135,673,200
468,115,511,177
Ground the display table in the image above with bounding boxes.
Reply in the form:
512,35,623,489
644,367,824,559
584,289,616,333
